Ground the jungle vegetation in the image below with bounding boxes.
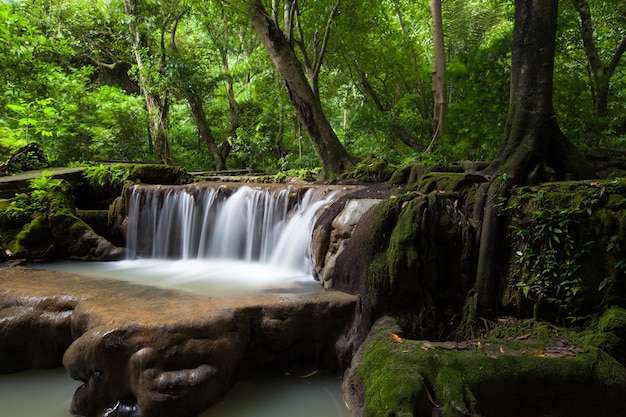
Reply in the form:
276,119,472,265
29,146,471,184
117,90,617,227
0,0,624,178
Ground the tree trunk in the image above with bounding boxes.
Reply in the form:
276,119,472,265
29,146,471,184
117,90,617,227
475,0,595,311
187,95,226,170
573,0,626,117
426,0,447,154
245,0,355,179
485,0,594,184
123,0,173,165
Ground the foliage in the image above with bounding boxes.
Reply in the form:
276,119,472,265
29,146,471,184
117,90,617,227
502,184,613,322
83,164,132,192
0,0,624,173
0,171,62,223
273,168,321,183
340,157,395,183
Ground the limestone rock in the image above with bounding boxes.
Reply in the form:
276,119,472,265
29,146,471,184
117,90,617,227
0,267,357,417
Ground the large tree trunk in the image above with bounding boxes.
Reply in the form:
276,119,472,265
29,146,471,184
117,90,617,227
475,0,595,311
485,0,594,184
246,0,355,179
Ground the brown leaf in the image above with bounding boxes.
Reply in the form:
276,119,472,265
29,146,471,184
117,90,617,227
516,333,531,340
390,333,403,344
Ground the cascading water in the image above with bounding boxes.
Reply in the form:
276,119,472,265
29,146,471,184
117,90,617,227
38,184,341,296
126,184,334,272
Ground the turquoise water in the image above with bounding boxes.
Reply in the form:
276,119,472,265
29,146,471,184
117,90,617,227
0,369,80,417
0,369,350,417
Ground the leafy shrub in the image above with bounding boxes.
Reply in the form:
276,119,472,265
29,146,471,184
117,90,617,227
84,164,132,192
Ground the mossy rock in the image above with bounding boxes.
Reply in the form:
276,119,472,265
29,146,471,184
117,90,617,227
348,315,626,417
342,157,395,183
9,214,54,258
129,164,188,184
46,180,124,260
500,179,626,321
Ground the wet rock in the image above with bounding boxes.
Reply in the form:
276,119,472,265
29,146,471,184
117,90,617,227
0,267,357,417
0,294,77,373
312,198,382,288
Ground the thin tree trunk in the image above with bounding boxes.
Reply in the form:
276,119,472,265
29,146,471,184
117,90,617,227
187,95,226,170
246,0,354,179
573,0,626,117
427,0,447,154
392,0,429,120
123,0,173,165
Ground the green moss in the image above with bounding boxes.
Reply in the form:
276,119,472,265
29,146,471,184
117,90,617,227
10,214,53,257
415,172,467,193
129,164,188,184
341,157,395,183
354,315,626,417
356,317,428,417
363,193,418,301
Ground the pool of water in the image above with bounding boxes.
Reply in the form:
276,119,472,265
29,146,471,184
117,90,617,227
0,369,350,417
201,373,350,417
34,259,323,297
0,369,81,417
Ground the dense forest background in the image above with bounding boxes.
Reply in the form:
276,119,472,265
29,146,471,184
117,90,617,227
1,0,624,174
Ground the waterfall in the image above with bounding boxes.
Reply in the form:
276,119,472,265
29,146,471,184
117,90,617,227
125,184,337,274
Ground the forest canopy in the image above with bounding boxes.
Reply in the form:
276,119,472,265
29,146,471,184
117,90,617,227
0,0,624,174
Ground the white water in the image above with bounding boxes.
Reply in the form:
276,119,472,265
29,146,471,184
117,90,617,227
18,185,351,416
126,185,334,271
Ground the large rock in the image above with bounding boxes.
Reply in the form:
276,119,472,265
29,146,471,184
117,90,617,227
0,266,357,417
345,315,626,417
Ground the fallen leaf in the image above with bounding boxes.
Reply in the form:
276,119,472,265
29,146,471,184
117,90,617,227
4,249,12,256
499,346,505,354
516,333,531,340
390,333,403,344
426,388,441,408
532,349,545,357
298,370,319,379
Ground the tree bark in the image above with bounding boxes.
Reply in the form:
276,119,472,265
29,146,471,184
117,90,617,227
186,95,226,170
245,0,355,179
427,0,447,154
485,0,594,184
171,14,231,170
573,0,626,117
123,0,173,165
475,0,595,311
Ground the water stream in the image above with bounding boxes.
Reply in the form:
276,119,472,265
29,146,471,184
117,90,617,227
17,183,352,416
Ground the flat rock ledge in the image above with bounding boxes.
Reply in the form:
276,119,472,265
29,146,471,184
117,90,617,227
0,266,358,417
